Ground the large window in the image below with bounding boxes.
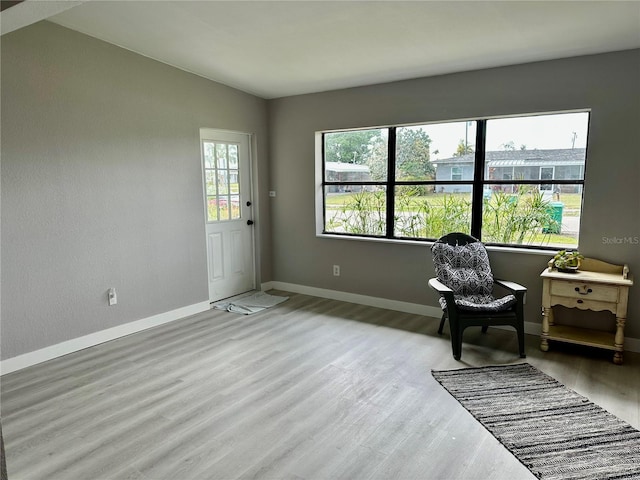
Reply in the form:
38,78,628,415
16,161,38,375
321,111,589,248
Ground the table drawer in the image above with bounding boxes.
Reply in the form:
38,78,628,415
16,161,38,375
550,280,619,302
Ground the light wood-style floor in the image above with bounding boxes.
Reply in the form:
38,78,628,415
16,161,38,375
2,291,639,480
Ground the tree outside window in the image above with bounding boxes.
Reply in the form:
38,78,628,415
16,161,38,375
321,111,588,249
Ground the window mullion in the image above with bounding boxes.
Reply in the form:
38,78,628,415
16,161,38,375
386,127,397,238
470,120,486,239
321,111,587,249
321,133,327,233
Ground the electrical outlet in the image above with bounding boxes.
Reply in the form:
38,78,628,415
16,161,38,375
333,265,340,276
108,288,117,306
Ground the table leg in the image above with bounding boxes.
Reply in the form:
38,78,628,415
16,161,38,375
613,316,625,365
540,306,553,352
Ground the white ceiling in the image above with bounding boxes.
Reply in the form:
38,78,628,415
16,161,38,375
4,1,640,99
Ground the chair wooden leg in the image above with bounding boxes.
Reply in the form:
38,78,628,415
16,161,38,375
449,316,462,360
516,304,526,358
438,312,446,335
450,332,461,360
517,322,526,358
453,333,462,360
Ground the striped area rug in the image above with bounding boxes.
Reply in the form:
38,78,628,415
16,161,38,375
431,363,640,480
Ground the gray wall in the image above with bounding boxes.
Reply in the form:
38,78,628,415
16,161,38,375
268,50,640,339
2,21,639,361
1,22,271,359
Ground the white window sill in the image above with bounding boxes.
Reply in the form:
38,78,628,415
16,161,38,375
316,232,557,256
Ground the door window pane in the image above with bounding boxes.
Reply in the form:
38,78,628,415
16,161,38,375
228,145,238,168
203,141,242,222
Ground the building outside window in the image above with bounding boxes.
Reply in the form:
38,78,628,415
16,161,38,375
320,111,589,248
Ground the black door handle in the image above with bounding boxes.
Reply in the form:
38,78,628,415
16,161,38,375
247,220,254,225
246,201,252,206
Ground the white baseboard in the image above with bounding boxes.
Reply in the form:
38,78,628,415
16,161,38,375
264,281,640,354
621,336,640,353
0,301,211,375
264,281,443,318
4,284,639,376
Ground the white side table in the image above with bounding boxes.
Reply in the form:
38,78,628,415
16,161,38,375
540,257,633,364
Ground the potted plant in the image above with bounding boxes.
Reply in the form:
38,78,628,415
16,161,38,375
552,250,584,273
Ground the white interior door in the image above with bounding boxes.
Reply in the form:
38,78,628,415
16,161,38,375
201,129,255,302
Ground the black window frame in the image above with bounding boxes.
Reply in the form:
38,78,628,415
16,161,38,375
321,114,588,249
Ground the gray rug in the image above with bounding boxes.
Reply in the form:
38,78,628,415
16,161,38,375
431,363,640,480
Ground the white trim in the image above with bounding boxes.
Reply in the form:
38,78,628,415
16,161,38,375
315,133,325,236
4,284,638,376
263,281,640,353
249,133,261,293
0,301,211,376
0,1,84,36
260,281,276,292
200,128,258,302
264,281,442,317
315,233,558,257
623,336,640,354
315,112,589,251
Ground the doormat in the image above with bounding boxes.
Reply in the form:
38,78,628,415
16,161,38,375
213,291,288,315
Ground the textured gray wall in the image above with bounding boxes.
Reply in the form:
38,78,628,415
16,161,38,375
268,50,640,339
2,21,639,361
1,22,271,359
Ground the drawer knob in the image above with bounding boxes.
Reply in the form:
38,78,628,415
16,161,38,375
574,286,592,295
577,299,584,304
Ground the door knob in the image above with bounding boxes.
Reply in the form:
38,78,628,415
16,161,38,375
246,201,252,206
247,220,254,225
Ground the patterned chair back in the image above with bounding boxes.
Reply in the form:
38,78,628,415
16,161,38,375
431,234,494,297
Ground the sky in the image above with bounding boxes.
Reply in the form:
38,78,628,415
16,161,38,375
407,111,590,160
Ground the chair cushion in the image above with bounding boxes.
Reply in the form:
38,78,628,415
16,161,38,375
438,294,517,312
432,241,493,296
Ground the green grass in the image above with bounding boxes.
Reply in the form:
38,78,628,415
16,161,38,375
555,193,581,209
325,190,579,247
326,192,581,215
493,233,577,247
